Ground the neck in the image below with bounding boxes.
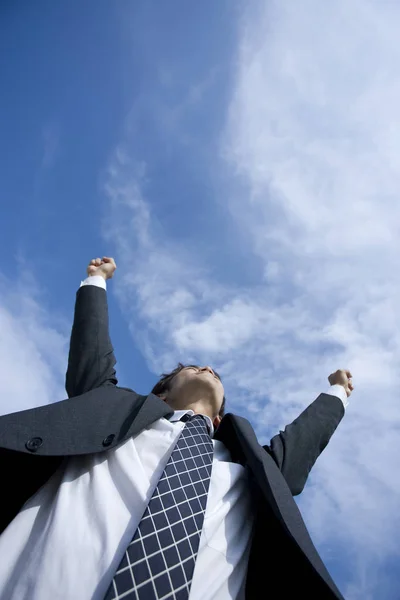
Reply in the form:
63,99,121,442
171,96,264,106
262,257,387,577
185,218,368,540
165,397,215,421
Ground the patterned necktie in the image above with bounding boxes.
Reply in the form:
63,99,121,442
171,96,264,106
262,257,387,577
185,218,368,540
104,414,214,600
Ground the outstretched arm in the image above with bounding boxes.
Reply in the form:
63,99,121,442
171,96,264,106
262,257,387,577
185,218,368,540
264,370,354,496
65,257,118,398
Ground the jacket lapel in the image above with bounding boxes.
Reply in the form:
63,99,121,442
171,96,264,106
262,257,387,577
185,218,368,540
0,388,173,456
123,393,174,440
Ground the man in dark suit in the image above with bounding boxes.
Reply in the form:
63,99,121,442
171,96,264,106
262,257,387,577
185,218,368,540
0,256,354,600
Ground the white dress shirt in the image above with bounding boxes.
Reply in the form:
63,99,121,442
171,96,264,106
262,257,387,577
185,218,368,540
0,276,349,600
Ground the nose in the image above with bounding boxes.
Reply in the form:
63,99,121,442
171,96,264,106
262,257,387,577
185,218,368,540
201,366,215,376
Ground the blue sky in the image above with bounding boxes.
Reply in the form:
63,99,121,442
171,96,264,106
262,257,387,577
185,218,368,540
1,2,400,598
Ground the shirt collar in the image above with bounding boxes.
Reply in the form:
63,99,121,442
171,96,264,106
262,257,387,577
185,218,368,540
170,410,214,438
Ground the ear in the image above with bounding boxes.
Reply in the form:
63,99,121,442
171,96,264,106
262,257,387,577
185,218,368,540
213,415,222,428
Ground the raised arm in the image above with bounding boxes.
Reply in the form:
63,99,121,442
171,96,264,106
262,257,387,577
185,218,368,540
65,257,118,398
264,369,354,496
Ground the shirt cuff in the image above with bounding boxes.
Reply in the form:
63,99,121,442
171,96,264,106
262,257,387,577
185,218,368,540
79,275,107,290
325,384,349,409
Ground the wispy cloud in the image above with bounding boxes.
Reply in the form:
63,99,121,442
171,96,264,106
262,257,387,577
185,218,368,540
41,123,59,170
224,9,400,595
0,262,68,416
104,2,400,596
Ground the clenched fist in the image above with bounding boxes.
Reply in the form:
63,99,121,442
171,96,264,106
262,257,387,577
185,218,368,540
87,257,117,280
328,369,354,397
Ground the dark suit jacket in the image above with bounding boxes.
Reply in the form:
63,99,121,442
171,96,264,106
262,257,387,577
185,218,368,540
0,285,345,599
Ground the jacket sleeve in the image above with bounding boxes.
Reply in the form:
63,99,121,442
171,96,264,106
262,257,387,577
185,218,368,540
263,393,345,496
65,284,118,398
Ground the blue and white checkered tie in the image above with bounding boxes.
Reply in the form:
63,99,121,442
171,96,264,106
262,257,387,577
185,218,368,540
104,414,214,600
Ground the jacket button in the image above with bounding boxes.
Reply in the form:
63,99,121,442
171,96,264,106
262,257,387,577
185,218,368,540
25,437,43,452
102,434,115,447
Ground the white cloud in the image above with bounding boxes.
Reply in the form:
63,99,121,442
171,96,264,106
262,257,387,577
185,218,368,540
0,267,69,416
104,1,400,596
222,2,400,595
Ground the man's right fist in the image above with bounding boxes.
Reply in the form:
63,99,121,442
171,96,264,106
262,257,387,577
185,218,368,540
328,369,354,397
87,257,117,280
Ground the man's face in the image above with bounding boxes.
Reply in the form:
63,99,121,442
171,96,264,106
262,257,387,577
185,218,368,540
165,365,225,421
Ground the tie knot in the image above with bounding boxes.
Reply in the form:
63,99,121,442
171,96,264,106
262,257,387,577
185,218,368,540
180,413,206,423
180,413,211,435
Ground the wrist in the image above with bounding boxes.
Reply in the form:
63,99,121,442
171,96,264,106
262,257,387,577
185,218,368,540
88,272,107,281
336,383,350,397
